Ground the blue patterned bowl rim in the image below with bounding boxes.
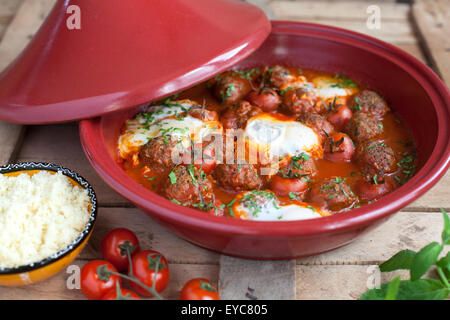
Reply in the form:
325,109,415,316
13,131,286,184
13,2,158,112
0,162,97,275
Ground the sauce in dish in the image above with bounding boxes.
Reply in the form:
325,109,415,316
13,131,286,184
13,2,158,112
117,66,416,221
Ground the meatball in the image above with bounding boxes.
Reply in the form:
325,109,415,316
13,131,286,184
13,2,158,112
344,112,383,144
297,113,335,143
214,73,252,105
308,177,357,211
266,65,295,89
213,163,263,192
220,101,262,129
187,107,219,121
281,87,320,115
356,141,397,181
138,136,185,170
352,90,389,117
163,165,214,207
277,153,316,179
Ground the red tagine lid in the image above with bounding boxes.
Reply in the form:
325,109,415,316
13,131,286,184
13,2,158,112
0,0,270,124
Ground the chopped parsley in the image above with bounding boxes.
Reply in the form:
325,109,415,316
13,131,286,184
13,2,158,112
354,97,362,111
333,74,358,88
220,83,238,103
231,68,258,80
372,174,378,185
395,151,416,185
168,170,177,184
187,164,198,186
289,192,298,200
279,86,294,95
240,191,279,217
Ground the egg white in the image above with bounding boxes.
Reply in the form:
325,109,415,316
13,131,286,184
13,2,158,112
233,190,323,221
118,100,222,158
312,75,358,100
244,113,322,161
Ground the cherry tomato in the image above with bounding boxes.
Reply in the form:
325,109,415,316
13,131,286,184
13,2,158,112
270,175,309,197
247,89,281,112
188,108,219,121
102,286,141,300
180,278,220,300
130,250,170,297
327,105,352,129
357,180,391,201
81,260,121,300
193,143,217,174
101,228,140,272
324,132,355,163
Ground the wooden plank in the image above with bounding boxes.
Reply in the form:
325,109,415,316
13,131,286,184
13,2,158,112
0,0,56,165
278,0,398,1
412,0,450,85
219,256,296,300
80,207,220,265
0,0,24,40
296,265,382,300
0,260,219,300
16,123,130,206
395,43,427,64
407,171,450,210
245,0,275,19
273,17,416,44
271,1,410,21
298,210,449,265
0,0,55,70
0,122,24,165
285,0,399,2
3,207,442,299
296,265,438,300
271,1,416,44
0,0,24,17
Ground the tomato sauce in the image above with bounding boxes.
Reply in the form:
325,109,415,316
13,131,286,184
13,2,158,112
119,66,417,217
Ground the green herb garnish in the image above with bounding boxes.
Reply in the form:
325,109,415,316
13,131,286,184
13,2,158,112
360,208,450,300
168,170,177,184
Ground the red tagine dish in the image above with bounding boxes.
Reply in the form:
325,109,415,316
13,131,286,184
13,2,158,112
80,21,450,259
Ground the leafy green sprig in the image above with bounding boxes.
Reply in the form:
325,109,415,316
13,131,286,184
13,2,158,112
361,208,450,300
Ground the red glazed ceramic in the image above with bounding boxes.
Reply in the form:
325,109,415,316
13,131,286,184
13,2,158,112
80,21,450,259
0,0,270,124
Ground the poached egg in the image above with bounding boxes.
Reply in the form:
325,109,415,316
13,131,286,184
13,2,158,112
312,75,358,100
118,100,222,159
231,190,325,221
244,113,322,163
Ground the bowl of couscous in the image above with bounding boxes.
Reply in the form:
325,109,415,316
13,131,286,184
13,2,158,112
0,162,97,286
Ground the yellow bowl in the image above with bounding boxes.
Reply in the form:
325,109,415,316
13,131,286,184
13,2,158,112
0,162,97,286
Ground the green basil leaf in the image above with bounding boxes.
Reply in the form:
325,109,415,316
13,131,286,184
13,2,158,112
361,278,449,300
410,242,442,281
360,286,387,300
436,252,450,279
385,276,401,300
441,208,450,245
379,249,416,272
396,279,449,300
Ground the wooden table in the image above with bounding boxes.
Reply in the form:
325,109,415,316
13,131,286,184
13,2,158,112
0,0,448,300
